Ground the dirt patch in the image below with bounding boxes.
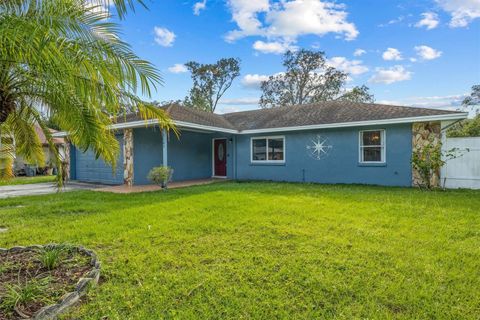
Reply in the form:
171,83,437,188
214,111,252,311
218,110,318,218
0,245,99,319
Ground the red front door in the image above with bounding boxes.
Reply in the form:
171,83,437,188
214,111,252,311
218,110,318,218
214,139,227,177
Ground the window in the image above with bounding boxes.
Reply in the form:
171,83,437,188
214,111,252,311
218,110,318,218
359,130,385,163
251,136,285,163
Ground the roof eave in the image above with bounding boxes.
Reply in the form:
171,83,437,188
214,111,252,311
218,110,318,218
237,112,469,134
52,119,238,137
52,112,468,137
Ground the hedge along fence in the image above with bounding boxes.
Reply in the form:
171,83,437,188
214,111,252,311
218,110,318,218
0,244,101,320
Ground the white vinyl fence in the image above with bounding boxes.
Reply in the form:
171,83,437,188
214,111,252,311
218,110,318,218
441,137,480,189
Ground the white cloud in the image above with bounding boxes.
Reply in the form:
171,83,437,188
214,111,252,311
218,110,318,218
415,45,442,60
253,40,297,54
225,0,270,41
154,27,176,47
226,0,358,48
379,94,467,112
436,0,480,27
219,97,260,105
241,74,270,89
84,0,112,18
415,12,440,30
193,0,207,15
168,64,188,74
353,49,366,56
378,15,405,27
369,65,412,84
326,57,368,75
382,48,403,61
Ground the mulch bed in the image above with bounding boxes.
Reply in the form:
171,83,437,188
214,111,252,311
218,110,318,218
0,246,96,319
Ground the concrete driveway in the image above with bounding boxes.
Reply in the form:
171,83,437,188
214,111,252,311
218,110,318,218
0,182,103,199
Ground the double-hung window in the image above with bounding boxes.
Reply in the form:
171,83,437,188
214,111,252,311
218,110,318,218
251,136,285,163
359,130,385,163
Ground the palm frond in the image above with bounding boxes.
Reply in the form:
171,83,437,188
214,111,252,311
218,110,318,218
0,0,175,187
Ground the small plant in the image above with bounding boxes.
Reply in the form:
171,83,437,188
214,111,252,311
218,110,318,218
39,247,63,270
0,277,49,317
147,166,173,189
412,139,465,189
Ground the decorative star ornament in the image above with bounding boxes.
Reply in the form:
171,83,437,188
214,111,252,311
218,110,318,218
306,135,333,160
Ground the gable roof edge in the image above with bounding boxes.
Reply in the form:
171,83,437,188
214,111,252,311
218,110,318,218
236,112,468,134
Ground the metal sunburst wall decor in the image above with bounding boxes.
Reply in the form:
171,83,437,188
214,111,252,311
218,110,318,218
306,135,333,160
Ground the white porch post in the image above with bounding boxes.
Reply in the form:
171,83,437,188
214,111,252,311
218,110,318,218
162,129,168,166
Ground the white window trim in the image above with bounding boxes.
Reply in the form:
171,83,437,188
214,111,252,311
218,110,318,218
359,129,386,164
250,136,286,164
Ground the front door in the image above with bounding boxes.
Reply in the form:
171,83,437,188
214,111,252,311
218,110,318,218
214,139,227,177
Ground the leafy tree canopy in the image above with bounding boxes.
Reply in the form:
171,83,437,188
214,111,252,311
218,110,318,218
447,85,480,137
259,49,374,108
462,85,480,108
184,58,240,113
0,0,175,184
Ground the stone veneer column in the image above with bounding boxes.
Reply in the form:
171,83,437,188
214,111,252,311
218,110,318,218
123,129,134,186
412,121,441,187
63,142,70,181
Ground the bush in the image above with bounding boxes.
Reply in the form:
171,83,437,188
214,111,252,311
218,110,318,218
39,247,63,270
447,114,480,137
147,166,173,188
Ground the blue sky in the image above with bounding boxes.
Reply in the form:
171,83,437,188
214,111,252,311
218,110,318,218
114,0,479,114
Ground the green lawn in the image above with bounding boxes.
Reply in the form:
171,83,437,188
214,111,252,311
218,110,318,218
0,182,479,319
0,175,56,186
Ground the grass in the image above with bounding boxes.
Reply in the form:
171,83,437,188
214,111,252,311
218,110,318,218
0,175,56,186
0,181,479,319
39,247,64,270
1,277,50,315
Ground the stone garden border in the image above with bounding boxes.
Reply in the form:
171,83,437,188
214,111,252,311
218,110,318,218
0,244,101,320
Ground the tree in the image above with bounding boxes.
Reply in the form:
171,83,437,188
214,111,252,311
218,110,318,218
0,0,175,185
259,49,374,108
338,85,374,103
447,114,480,137
447,85,480,137
462,85,480,109
184,58,240,113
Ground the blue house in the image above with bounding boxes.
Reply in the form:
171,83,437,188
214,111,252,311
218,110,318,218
64,102,467,187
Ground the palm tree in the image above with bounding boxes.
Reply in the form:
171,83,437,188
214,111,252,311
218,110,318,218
0,0,175,185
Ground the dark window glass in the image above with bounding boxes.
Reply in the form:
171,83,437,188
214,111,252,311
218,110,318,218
252,139,267,161
268,138,284,161
363,147,382,162
362,131,381,146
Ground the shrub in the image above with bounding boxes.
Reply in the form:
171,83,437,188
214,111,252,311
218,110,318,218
412,139,465,189
147,166,173,188
0,277,49,316
39,247,63,270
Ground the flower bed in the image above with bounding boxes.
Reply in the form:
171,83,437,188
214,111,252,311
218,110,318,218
0,245,100,320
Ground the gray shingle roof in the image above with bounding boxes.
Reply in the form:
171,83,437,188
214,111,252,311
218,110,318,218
222,101,461,131
117,102,464,132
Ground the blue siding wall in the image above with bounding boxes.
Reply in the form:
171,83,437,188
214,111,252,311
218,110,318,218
73,124,413,187
168,130,213,181
75,135,124,185
234,124,413,187
133,127,163,185
69,144,76,180
133,128,218,184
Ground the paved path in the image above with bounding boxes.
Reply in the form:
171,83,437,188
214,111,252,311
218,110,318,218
0,182,102,199
96,178,222,194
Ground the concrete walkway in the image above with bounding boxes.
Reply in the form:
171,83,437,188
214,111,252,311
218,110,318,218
95,178,224,194
0,182,102,199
